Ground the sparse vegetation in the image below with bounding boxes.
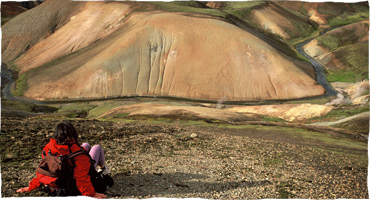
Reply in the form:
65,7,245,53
345,43,369,70
151,2,225,18
263,153,287,166
222,1,266,18
11,73,27,96
111,113,131,119
291,127,367,150
326,70,361,83
307,105,370,123
323,105,369,118
259,115,286,122
1,1,369,199
1,117,367,199
1,100,34,112
1,99,58,113
329,42,369,82
289,21,316,40
285,97,331,105
225,1,266,10
1,16,14,25
87,102,127,118
328,12,369,26
313,23,368,83
317,35,340,51
56,103,97,118
317,28,360,51
276,181,296,199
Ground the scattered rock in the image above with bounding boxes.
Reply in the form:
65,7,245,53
1,117,367,199
190,133,198,138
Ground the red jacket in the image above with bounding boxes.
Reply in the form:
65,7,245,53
28,138,96,197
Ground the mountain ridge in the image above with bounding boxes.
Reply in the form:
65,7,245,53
3,0,367,102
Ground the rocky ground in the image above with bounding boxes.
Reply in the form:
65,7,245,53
1,116,368,199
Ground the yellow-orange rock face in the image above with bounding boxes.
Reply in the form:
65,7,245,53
227,104,334,122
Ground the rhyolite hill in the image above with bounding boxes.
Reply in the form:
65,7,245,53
2,0,368,102
208,1,369,83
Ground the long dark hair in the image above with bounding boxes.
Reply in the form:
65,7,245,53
52,121,79,146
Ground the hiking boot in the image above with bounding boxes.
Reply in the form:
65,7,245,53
97,166,111,175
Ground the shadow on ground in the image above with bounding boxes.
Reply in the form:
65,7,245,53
110,172,272,198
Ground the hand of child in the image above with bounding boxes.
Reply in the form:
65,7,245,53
16,187,29,193
93,192,107,199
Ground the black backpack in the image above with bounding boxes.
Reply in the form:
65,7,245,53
36,148,113,196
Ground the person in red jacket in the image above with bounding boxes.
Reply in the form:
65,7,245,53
16,121,108,199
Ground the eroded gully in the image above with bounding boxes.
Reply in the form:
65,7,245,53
1,25,337,106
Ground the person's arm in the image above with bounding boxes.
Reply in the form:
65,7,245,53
73,154,97,197
17,144,48,194
16,187,29,193
16,176,40,193
74,155,106,198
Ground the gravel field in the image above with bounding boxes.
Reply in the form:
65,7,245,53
1,117,368,199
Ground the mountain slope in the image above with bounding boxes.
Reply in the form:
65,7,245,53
2,0,325,102
275,1,369,26
303,21,369,82
206,1,317,41
1,2,28,25
1,0,84,62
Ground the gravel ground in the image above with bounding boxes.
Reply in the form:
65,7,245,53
1,117,368,199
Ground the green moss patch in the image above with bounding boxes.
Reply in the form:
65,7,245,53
1,100,58,113
151,2,225,18
327,70,360,83
223,1,266,18
56,103,97,118
323,105,369,119
316,27,368,83
87,102,126,118
11,73,27,96
329,42,369,82
328,12,369,26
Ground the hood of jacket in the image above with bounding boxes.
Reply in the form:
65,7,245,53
43,138,81,156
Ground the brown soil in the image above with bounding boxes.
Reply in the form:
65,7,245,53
97,103,258,122
1,116,368,199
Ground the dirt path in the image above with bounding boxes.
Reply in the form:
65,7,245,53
310,111,369,127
